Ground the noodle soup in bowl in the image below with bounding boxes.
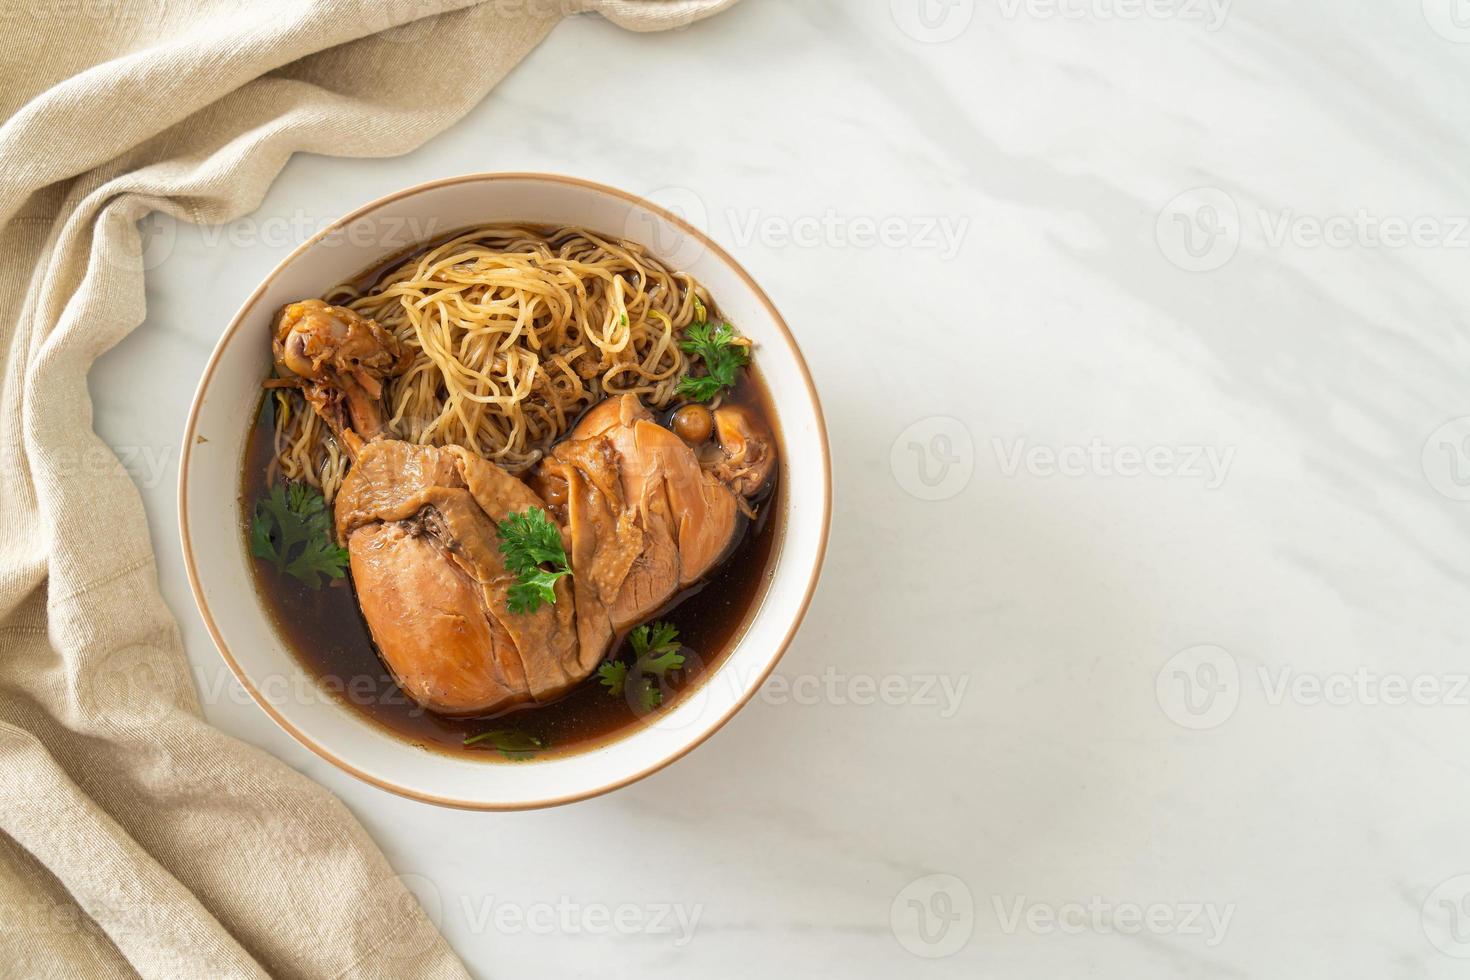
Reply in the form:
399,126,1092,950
180,174,830,809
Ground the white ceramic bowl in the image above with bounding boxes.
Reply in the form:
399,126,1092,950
180,173,830,809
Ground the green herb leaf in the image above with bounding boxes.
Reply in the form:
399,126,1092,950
630,621,684,676
597,660,629,694
599,621,684,711
674,373,724,403
497,507,572,614
250,482,348,589
643,647,685,679
675,321,748,403
635,677,661,712
286,533,352,589
249,510,280,564
507,567,570,615
463,729,543,761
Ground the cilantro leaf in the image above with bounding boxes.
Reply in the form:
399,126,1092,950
497,507,572,614
643,647,686,679
497,507,566,566
286,533,351,589
631,622,684,677
250,482,348,589
675,321,749,403
598,621,685,712
249,507,280,564
597,660,629,694
463,729,543,761
634,677,661,713
507,567,570,615
674,373,724,403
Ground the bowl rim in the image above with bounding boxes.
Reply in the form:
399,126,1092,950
177,171,832,810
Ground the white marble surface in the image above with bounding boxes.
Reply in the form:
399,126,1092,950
90,1,1470,976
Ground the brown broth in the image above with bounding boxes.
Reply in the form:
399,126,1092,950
240,369,782,762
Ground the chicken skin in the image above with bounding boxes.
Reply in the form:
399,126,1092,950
334,440,581,715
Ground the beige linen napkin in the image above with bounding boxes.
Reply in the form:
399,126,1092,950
0,1,735,976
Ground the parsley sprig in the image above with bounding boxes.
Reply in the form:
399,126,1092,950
675,321,749,403
463,729,543,761
496,507,572,614
597,621,686,712
250,482,349,589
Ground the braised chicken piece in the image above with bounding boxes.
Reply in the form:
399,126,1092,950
334,441,583,715
563,396,740,589
664,401,777,499
709,403,776,498
272,299,407,449
532,394,775,665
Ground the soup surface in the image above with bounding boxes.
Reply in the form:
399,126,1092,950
240,370,781,761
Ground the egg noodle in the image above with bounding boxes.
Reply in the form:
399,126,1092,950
271,225,712,501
